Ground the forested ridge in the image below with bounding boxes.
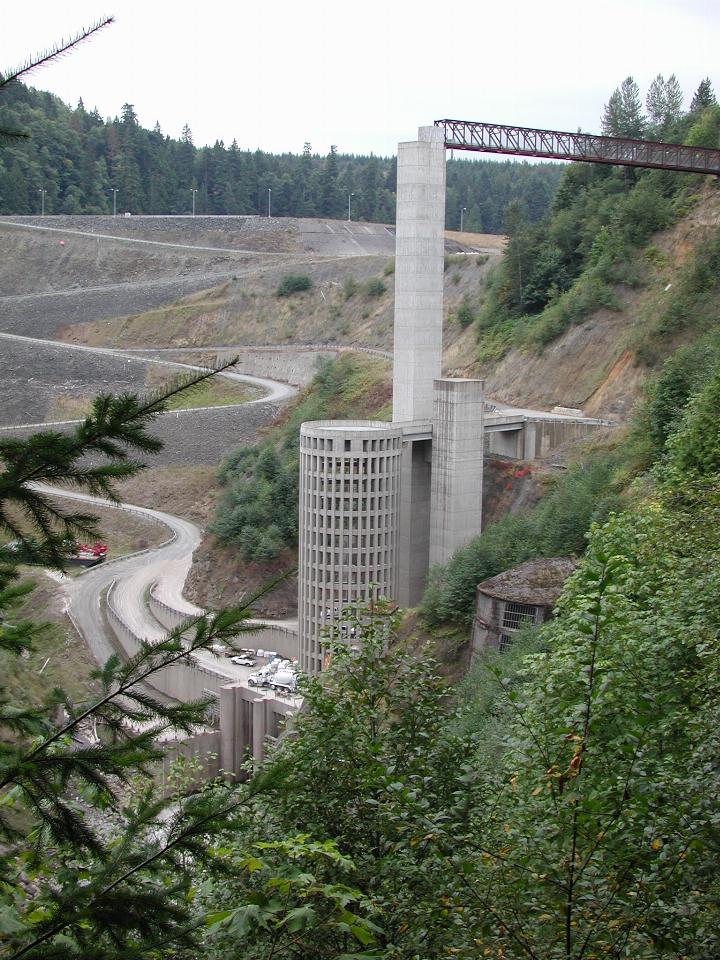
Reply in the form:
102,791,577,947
472,74,720,355
0,81,562,230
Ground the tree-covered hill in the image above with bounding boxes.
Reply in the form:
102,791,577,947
0,81,562,230
472,75,720,359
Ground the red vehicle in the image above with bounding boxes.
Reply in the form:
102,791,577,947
68,542,108,568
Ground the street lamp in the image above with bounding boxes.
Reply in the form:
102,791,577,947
111,188,118,217
460,206,466,232
191,188,198,217
348,192,354,222
267,187,272,218
39,188,46,217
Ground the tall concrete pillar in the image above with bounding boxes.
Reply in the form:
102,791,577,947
429,379,485,567
392,125,446,423
396,437,432,608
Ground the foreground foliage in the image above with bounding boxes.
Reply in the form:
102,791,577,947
0,366,290,959
205,362,719,958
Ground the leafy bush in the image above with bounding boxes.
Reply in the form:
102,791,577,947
383,258,395,276
276,273,313,297
362,276,385,298
212,354,391,562
634,334,720,461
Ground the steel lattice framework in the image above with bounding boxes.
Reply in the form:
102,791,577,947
434,118,720,176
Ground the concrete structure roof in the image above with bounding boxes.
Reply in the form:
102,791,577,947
477,557,577,606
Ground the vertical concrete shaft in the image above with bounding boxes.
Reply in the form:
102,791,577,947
429,379,485,567
392,125,446,423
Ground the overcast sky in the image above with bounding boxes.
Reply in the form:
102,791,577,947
2,1,719,157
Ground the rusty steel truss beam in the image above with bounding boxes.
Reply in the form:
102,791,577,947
434,119,720,176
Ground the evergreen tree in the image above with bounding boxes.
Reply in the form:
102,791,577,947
646,73,684,136
0,364,291,959
603,76,645,137
320,144,341,218
690,77,717,112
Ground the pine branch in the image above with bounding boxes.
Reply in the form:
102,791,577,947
0,18,115,89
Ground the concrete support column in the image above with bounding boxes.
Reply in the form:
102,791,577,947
392,125,446,423
429,379,485,567
396,437,432,608
252,698,266,761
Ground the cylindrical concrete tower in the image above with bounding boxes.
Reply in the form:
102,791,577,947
298,420,403,674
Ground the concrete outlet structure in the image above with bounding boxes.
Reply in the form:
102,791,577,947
298,125,488,671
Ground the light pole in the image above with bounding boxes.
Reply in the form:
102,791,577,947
267,187,272,218
460,206,466,232
191,188,198,217
348,191,354,222
111,188,118,217
39,188,46,217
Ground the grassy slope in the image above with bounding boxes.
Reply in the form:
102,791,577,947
60,252,500,356
444,182,720,418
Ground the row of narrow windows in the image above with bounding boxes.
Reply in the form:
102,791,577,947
302,455,400,474
308,531,390,548
305,494,396,512
302,556,394,576
305,436,401,453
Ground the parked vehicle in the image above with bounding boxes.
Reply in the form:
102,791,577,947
230,656,256,667
247,666,274,687
6,538,108,568
68,542,108,567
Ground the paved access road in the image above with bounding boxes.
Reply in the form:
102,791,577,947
36,487,267,684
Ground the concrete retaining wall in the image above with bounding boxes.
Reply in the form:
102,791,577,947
106,582,299,776
485,416,614,461
107,583,233,701
148,585,298,660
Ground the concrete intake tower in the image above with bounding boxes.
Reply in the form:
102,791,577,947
298,126,485,672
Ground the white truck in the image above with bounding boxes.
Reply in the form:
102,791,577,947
268,670,297,694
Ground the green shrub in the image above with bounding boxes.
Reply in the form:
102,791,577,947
457,295,475,328
276,273,313,297
342,276,358,300
383,259,395,276
212,354,391,561
363,277,385,298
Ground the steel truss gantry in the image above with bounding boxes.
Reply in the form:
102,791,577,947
434,118,720,176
